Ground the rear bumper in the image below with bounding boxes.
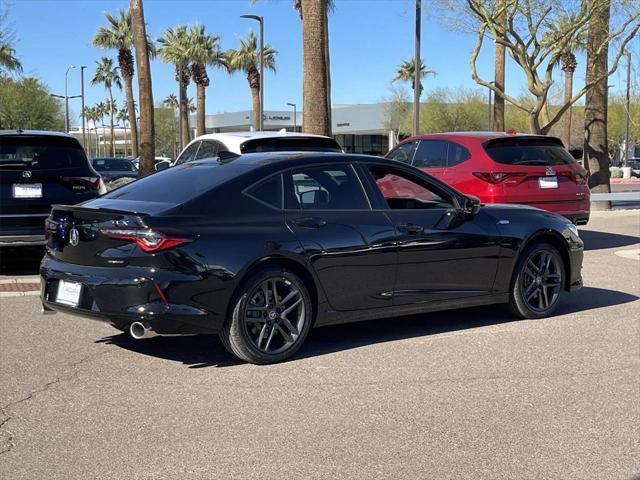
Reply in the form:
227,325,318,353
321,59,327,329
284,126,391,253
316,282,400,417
40,254,222,335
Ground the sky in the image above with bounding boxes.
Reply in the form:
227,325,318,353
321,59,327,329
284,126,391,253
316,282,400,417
6,0,640,125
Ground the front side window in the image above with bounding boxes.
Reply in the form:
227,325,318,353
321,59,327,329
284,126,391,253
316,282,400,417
286,165,369,210
412,140,448,168
366,165,453,210
387,141,417,164
175,142,200,165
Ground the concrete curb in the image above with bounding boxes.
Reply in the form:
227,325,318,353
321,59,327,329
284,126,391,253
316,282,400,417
0,276,40,284
0,291,40,298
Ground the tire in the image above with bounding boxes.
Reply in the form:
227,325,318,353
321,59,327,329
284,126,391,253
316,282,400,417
220,267,313,364
509,241,565,319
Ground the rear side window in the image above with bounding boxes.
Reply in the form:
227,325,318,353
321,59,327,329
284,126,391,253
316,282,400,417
485,138,575,166
387,141,417,164
241,137,341,153
413,140,447,168
447,142,470,167
246,175,282,209
175,142,200,165
0,135,89,171
195,141,223,160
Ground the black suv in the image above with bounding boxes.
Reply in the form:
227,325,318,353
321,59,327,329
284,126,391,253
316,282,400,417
0,130,104,247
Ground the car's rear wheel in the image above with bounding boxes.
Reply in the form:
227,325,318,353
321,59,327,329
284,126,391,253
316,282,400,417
221,267,312,364
509,241,565,319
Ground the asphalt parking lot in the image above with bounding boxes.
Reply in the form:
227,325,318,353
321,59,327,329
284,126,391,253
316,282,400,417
0,211,638,479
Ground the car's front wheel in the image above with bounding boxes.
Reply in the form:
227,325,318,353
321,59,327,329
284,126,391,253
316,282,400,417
509,241,565,319
221,267,312,364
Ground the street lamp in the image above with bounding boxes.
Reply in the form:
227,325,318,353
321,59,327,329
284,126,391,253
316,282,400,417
624,51,631,165
287,102,297,131
241,14,264,131
64,65,76,133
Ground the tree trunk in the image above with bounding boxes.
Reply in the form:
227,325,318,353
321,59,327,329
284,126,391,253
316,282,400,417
108,88,115,157
493,0,506,131
196,82,206,137
584,0,611,209
123,74,139,157
130,0,155,177
251,85,260,130
301,0,331,136
323,5,332,134
562,70,574,149
179,74,190,149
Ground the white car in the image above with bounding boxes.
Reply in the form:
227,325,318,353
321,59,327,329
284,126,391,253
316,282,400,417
155,131,342,171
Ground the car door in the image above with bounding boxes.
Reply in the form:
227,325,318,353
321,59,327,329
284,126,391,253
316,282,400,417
411,139,448,180
284,163,397,311
360,162,501,306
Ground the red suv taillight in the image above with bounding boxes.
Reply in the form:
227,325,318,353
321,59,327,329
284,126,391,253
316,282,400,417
573,171,589,185
472,172,527,184
100,228,193,252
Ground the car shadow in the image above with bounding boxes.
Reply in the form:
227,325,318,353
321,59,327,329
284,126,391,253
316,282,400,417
580,229,639,251
0,246,45,276
96,286,638,368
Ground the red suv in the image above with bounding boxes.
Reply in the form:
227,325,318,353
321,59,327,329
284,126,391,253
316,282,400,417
386,132,590,225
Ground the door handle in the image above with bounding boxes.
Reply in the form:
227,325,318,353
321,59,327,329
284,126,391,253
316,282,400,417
397,223,424,235
292,217,327,229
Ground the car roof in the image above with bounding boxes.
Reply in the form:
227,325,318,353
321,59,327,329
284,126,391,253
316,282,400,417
0,129,76,138
403,132,556,142
185,131,336,152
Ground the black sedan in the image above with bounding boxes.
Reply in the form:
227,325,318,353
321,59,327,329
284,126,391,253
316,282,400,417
91,157,138,182
41,153,584,364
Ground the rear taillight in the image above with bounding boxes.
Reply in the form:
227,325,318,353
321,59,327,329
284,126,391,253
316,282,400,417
62,176,103,193
100,228,192,252
473,172,527,184
574,171,589,185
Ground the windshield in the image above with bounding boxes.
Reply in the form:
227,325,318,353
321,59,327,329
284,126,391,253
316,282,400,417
484,138,575,166
92,158,136,172
241,137,342,154
0,135,88,171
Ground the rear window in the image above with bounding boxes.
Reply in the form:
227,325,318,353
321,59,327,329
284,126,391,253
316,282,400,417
104,162,247,204
485,138,575,166
92,158,135,172
0,135,89,171
240,137,341,154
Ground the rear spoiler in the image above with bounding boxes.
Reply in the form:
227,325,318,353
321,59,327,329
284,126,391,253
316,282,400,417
483,135,564,148
51,198,177,217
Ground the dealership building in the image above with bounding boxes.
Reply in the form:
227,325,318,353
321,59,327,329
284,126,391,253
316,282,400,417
198,103,395,156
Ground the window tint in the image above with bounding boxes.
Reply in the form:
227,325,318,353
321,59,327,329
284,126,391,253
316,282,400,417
0,135,89,172
387,141,417,164
92,158,135,172
412,140,448,168
485,138,575,166
447,142,470,167
367,165,453,210
288,165,369,210
195,141,219,160
241,137,341,153
246,175,282,209
175,142,200,165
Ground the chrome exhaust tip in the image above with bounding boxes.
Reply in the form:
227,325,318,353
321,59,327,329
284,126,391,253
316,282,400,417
129,321,156,340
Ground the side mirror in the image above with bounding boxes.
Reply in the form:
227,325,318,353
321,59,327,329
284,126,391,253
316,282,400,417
463,195,481,217
155,160,170,172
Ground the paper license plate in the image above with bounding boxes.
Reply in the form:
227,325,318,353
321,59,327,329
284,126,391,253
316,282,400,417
538,176,558,189
56,280,82,307
13,183,43,198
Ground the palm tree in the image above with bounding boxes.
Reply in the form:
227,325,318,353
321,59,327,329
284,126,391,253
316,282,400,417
130,0,155,176
227,31,277,130
163,94,179,158
186,24,228,137
545,14,587,149
93,9,138,157
158,26,191,149
82,106,96,157
95,101,108,156
0,8,22,74
392,58,436,97
116,105,129,156
91,57,122,156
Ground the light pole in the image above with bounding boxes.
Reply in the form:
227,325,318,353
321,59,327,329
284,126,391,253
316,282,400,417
64,65,76,133
624,51,631,165
412,0,421,136
287,102,297,131
241,14,264,131
80,65,87,148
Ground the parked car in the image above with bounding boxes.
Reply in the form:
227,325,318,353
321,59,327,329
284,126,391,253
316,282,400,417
155,131,343,171
91,157,138,182
131,156,171,171
0,130,105,247
41,152,583,364
626,160,640,178
386,132,590,225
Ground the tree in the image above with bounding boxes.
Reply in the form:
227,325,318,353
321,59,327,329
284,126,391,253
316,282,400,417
116,105,129,156
0,6,21,74
186,24,228,137
544,13,587,148
162,94,179,158
93,9,139,157
227,31,277,130
91,57,122,156
154,106,177,158
130,0,155,176
382,85,411,145
83,105,99,157
94,101,108,156
392,58,436,96
158,25,191,149
0,77,64,130
608,91,639,158
467,0,640,135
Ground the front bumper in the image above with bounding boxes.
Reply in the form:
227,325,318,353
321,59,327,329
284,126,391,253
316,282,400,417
40,255,221,335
